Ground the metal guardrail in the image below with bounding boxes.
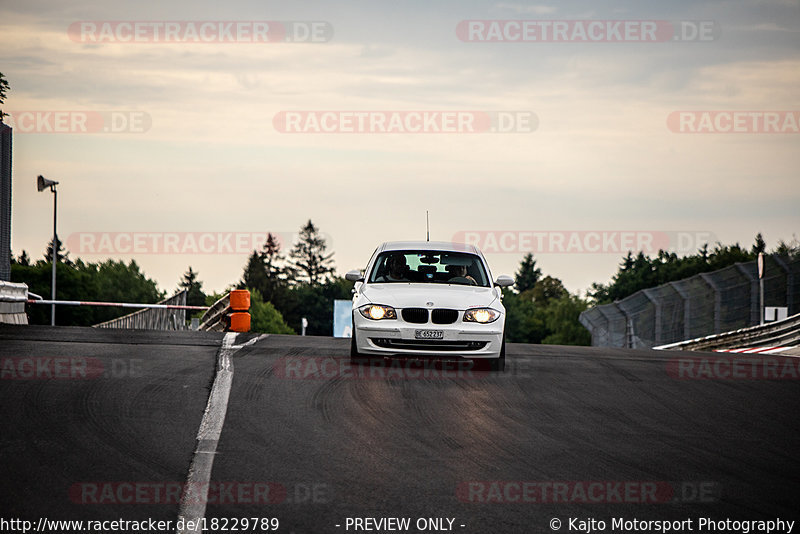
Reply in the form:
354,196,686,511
94,290,189,330
0,280,28,324
654,312,800,351
198,290,251,332
198,293,231,332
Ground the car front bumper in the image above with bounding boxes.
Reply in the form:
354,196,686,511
353,312,504,359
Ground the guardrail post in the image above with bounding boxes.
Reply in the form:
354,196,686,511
642,288,662,345
735,263,759,326
579,307,609,347
668,281,691,340
773,255,793,314
699,273,721,334
596,304,626,348
613,302,635,348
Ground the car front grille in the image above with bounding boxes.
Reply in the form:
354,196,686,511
371,338,488,351
431,309,459,324
402,308,429,324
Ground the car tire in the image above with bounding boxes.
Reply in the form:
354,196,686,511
350,313,368,365
489,337,506,372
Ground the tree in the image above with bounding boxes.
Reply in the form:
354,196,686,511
752,233,767,255
248,289,295,334
179,266,206,310
240,251,267,295
12,257,163,326
92,259,164,308
588,239,764,305
205,291,227,307
502,288,547,343
287,220,335,285
540,294,591,346
775,236,800,259
44,236,73,266
528,275,568,305
239,232,287,303
514,253,542,293
261,232,287,302
273,276,354,336
263,233,284,279
16,250,30,266
0,72,9,122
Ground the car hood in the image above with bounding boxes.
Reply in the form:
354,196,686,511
361,283,500,310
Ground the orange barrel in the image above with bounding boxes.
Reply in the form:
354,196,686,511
229,289,251,311
228,312,251,333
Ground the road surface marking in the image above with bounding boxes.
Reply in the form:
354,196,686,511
176,332,266,534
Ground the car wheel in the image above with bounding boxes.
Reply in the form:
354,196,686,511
350,313,368,365
489,337,506,372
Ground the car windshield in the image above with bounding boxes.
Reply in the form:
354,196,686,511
368,251,490,287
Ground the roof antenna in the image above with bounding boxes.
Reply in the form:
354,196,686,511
426,210,430,241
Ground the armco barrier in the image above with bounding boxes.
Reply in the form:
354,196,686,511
654,312,800,352
94,290,189,330
199,289,251,333
0,281,29,324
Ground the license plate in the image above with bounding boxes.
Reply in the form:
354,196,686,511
415,329,444,339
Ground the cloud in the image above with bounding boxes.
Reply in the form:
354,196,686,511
4,1,799,293
494,3,558,15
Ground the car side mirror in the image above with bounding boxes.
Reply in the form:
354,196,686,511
494,274,514,287
345,269,364,282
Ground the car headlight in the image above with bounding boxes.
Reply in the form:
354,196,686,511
463,308,501,324
359,304,397,320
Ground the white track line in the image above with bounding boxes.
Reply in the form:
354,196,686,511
177,332,238,534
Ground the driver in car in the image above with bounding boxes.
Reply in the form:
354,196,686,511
377,254,409,282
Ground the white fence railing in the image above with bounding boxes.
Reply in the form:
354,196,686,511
654,312,800,351
93,291,190,330
0,280,28,325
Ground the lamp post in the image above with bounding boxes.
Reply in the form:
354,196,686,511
37,175,59,325
758,252,765,325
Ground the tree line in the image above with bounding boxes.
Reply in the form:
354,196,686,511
588,233,800,305
10,220,348,334
12,223,799,345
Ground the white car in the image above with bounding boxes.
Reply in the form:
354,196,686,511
345,241,514,371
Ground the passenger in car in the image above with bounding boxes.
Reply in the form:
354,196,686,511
377,254,410,282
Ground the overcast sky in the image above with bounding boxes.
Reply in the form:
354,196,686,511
2,0,799,296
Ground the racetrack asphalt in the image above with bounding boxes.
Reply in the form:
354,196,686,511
1,325,798,533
